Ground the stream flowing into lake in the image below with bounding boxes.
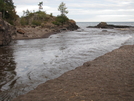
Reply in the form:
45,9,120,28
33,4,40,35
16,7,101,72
0,22,134,101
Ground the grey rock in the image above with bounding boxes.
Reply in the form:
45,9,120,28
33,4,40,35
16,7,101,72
0,12,16,46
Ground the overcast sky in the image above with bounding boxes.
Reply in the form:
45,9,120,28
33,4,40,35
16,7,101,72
13,0,134,22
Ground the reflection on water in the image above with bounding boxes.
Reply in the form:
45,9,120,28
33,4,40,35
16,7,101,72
0,47,16,90
0,27,134,101
0,46,17,100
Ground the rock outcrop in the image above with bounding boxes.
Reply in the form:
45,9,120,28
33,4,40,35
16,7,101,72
17,29,25,35
14,19,79,40
0,12,16,46
87,22,133,29
65,20,79,31
96,22,108,28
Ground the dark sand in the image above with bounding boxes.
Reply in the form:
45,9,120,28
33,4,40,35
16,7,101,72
12,45,134,101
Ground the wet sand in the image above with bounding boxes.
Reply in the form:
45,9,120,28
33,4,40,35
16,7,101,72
12,45,134,101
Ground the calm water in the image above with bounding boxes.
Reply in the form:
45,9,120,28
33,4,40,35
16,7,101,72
0,22,134,101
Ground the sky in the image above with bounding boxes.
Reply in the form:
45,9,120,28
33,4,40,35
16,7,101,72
13,0,134,22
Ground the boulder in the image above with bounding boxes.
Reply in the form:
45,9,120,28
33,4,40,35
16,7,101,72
17,29,25,35
96,22,108,28
59,28,68,32
50,20,79,33
0,12,16,46
64,20,79,31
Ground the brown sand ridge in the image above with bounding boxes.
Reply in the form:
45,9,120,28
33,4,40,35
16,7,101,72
12,45,134,101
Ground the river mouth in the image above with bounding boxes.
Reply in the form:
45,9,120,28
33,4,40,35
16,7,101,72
0,27,134,101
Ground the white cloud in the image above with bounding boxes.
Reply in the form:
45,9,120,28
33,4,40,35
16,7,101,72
94,15,134,22
13,0,134,22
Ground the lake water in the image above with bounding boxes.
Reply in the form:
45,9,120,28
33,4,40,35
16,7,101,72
0,22,134,101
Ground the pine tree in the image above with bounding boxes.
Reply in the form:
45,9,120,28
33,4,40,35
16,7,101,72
58,2,68,16
38,2,43,11
0,0,17,25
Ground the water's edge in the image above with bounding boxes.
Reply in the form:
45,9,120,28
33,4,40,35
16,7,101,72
0,22,134,101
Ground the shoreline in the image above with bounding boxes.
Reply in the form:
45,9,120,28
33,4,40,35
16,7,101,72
12,45,134,101
12,20,79,41
12,27,61,40
12,31,59,40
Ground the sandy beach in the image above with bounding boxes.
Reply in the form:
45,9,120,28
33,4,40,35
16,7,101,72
12,45,134,101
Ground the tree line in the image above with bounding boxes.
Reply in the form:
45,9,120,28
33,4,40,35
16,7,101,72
0,0,69,26
20,1,69,26
0,0,18,25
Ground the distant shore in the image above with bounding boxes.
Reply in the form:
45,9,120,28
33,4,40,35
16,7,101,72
12,45,134,101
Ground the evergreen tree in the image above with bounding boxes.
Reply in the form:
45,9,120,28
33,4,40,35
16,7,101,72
55,2,69,26
58,2,68,16
38,2,43,11
0,0,17,25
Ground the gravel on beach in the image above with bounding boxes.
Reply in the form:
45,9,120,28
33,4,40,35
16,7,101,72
12,45,134,101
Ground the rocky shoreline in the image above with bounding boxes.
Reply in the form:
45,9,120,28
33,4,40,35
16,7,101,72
87,22,134,29
0,12,79,45
12,27,60,40
13,20,79,40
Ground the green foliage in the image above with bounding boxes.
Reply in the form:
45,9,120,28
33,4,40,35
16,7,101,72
20,17,28,26
32,20,41,26
52,21,60,26
36,11,47,20
19,2,70,27
23,9,30,17
20,10,49,26
57,15,69,24
0,0,17,25
58,2,68,16
50,13,53,17
53,15,69,26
